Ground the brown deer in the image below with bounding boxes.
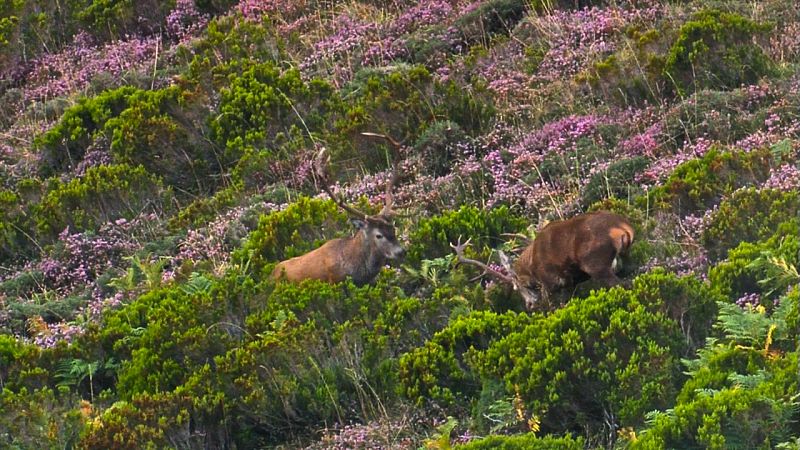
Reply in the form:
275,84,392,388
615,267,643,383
271,134,406,285
451,211,634,310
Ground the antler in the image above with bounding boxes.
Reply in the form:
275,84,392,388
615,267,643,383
450,236,541,310
360,132,404,218
449,237,516,284
314,147,370,220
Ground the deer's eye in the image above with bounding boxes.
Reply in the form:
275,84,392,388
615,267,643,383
376,234,384,239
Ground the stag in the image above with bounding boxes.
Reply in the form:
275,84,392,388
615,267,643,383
451,211,634,310
271,135,406,285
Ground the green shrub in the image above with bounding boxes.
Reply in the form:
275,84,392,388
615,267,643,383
104,86,219,194
631,298,798,449
664,10,773,96
79,392,197,449
37,86,220,194
398,311,535,407
70,0,175,41
37,86,137,176
0,387,84,449
338,65,494,167
455,433,584,450
33,164,169,237
701,188,800,261
406,205,527,266
472,271,721,435
211,60,341,172
641,147,772,215
89,266,460,446
707,221,799,303
234,196,350,275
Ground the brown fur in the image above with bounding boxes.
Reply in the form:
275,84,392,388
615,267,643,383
513,211,634,307
270,217,405,285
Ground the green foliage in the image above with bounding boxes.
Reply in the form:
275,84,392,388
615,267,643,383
37,86,220,194
708,222,799,302
0,0,23,47
0,334,43,391
473,271,720,436
33,163,169,237
234,196,349,274
211,60,340,171
80,267,463,446
68,0,175,41
631,295,799,449
642,147,772,215
664,10,773,96
454,433,584,450
79,393,198,449
406,205,526,266
0,387,85,448
339,65,494,166
398,311,535,407
183,14,280,87
104,86,219,194
37,86,137,176
702,188,800,261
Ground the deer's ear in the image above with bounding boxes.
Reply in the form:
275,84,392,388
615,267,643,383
350,219,367,230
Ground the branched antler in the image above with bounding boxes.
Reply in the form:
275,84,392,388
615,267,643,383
450,236,540,309
313,146,370,220
450,237,516,284
360,132,405,218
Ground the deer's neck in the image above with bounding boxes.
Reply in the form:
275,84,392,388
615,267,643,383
345,233,385,285
514,246,538,287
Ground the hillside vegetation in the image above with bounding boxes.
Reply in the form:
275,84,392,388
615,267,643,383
0,0,798,448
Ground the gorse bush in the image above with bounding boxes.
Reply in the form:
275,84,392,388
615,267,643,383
82,269,460,447
474,271,721,438
37,86,219,194
234,196,350,275
399,311,535,407
630,297,799,449
37,86,137,176
33,164,169,238
339,64,494,166
211,60,340,171
400,270,722,442
701,188,800,261
406,205,526,266
707,221,799,303
643,147,772,215
664,9,773,96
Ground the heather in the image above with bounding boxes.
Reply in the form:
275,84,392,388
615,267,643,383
0,0,799,448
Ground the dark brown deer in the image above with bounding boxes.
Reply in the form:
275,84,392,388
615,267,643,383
271,135,406,285
452,211,634,310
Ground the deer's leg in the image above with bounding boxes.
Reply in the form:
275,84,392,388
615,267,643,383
580,261,622,287
577,243,623,288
